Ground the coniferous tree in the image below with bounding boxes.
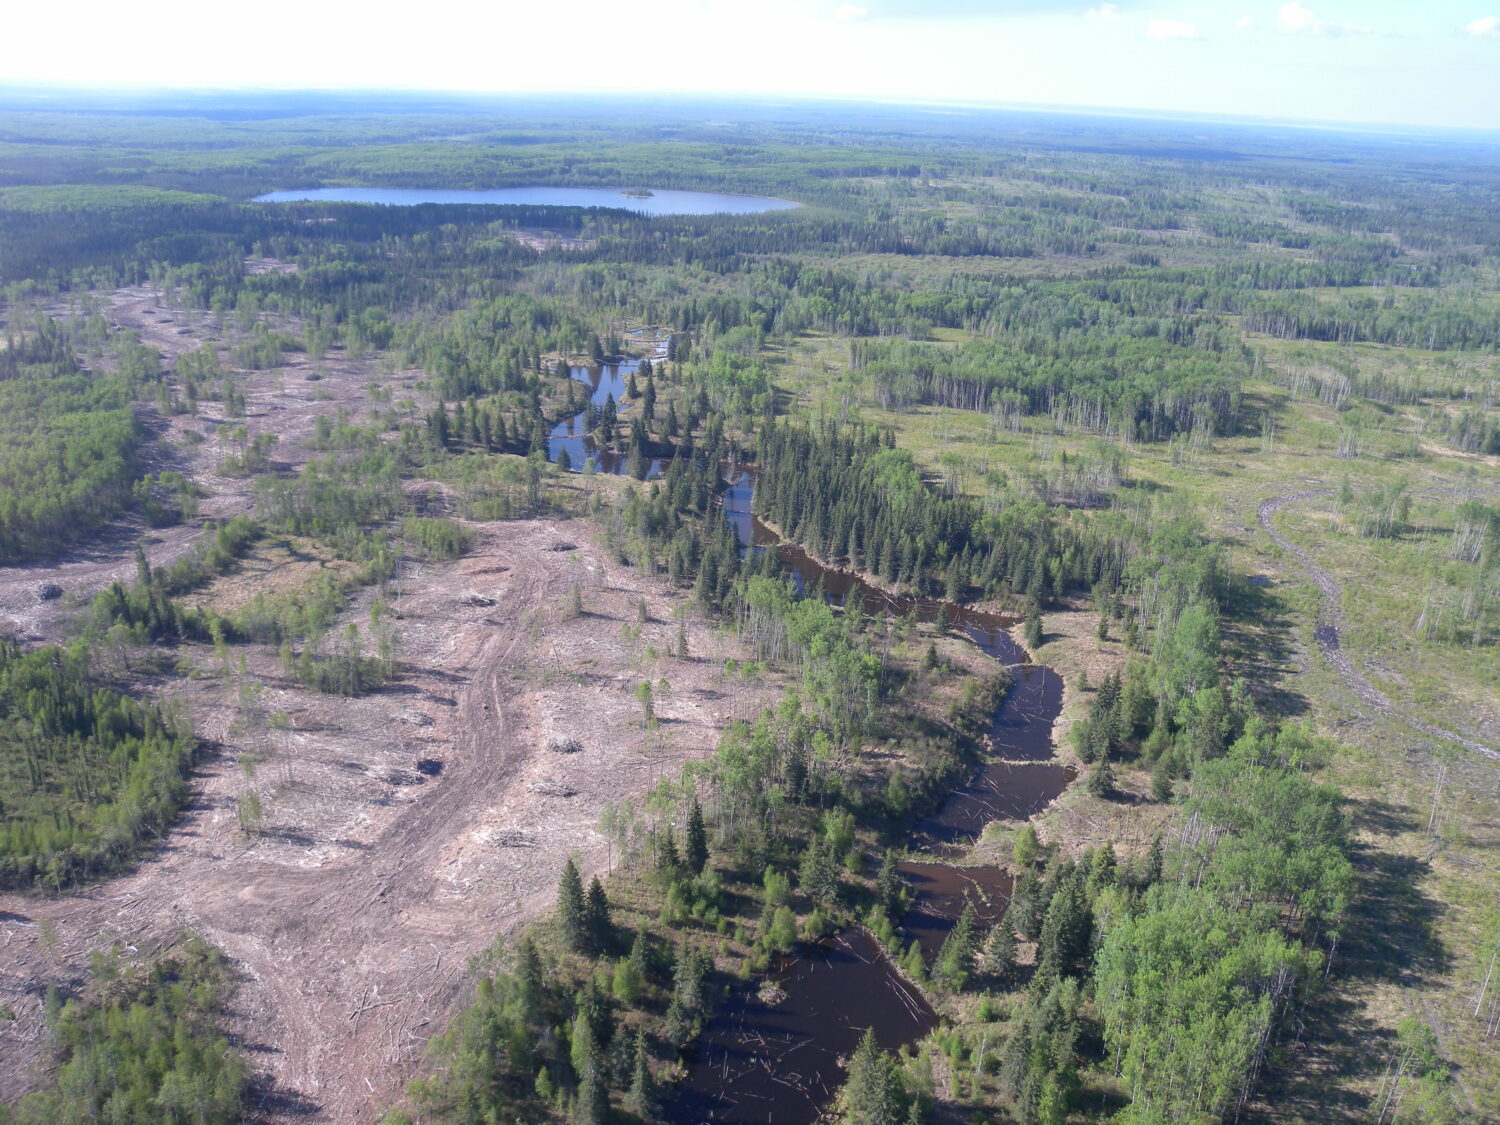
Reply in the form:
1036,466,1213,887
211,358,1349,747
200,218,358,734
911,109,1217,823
983,921,1018,984
624,1028,656,1118
517,937,544,1026
684,797,709,875
570,1012,608,1125
657,826,680,873
1034,870,1090,988
558,856,588,954
585,876,611,955
935,902,978,991
875,849,905,923
839,1027,904,1125
1009,872,1044,943
1145,835,1165,885
1023,601,1043,652
1087,759,1116,798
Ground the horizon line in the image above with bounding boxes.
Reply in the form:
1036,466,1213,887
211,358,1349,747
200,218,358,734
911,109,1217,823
4,82,1500,143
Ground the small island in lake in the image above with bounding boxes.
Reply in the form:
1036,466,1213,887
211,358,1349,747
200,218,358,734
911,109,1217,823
619,188,654,198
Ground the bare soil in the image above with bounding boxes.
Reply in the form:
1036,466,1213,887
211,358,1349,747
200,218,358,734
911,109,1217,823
0,279,418,641
0,517,780,1121
1022,605,1173,865
0,282,782,1121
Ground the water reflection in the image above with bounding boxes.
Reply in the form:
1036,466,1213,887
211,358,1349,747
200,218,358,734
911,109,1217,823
254,185,801,216
547,343,666,478
675,929,935,1125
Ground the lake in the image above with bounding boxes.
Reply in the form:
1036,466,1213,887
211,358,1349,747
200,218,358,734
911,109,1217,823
252,186,799,215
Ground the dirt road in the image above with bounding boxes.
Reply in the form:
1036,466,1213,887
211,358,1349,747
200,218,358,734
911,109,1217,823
1258,490,1498,762
0,516,776,1120
0,285,780,1120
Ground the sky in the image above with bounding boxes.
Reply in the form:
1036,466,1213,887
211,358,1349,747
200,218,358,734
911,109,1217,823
4,0,1498,130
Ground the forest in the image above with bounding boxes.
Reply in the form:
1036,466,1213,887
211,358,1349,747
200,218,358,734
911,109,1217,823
0,89,1495,1125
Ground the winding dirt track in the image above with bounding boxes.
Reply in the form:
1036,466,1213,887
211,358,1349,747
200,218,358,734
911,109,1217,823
0,286,777,1120
0,517,759,1122
1257,490,1498,762
0,529,555,1118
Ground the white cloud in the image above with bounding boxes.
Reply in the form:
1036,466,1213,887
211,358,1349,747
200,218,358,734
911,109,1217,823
1276,1,1370,35
1235,15,1254,29
1083,3,1121,21
1461,15,1500,37
1146,17,1200,39
834,3,870,20
1277,1,1316,32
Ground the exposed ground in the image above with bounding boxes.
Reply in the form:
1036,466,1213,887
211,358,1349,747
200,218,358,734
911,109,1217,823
1020,606,1171,866
769,328,1500,1112
0,279,416,641
0,286,782,1121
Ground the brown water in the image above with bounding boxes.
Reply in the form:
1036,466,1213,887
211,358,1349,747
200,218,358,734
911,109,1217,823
897,860,1014,962
669,470,1075,1124
915,761,1077,850
675,929,936,1125
723,471,1071,845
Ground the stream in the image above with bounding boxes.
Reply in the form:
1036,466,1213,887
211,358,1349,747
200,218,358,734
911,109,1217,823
670,470,1072,1124
547,342,667,477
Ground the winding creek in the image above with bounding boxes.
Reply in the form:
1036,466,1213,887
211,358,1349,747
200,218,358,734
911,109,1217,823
543,353,1074,1122
548,346,667,477
673,471,1072,1124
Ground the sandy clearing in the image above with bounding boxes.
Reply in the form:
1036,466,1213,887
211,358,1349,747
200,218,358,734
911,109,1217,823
0,283,415,641
0,280,782,1120
0,517,780,1121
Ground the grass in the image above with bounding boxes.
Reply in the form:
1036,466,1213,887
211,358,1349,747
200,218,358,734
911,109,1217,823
766,322,1500,1116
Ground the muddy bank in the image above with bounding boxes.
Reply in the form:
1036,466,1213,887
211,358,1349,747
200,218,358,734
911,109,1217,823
675,468,1078,1121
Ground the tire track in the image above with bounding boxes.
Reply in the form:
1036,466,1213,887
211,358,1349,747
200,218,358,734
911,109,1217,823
1258,490,1498,762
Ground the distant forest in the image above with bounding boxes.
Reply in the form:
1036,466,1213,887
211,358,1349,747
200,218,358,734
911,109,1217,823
0,92,1495,1125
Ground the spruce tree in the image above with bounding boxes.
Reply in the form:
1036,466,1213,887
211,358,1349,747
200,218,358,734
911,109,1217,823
517,937,544,1025
577,979,613,1051
1034,872,1090,987
875,849,904,923
1086,759,1116,798
1023,601,1044,651
840,1027,904,1125
983,921,1018,984
624,1028,656,1118
1009,872,1044,942
570,1012,608,1125
935,902,978,991
657,826,680,873
1145,835,1165,885
684,797,709,875
558,856,588,954
585,876,611,955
